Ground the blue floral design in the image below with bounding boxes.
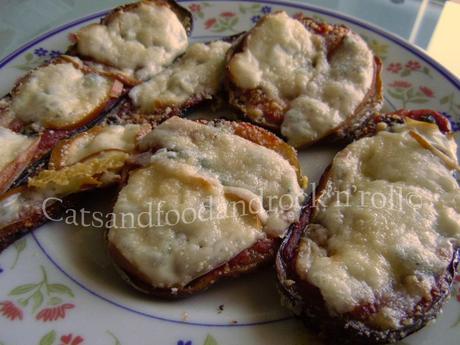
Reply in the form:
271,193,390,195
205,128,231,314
261,6,272,14
34,48,48,57
251,15,261,23
0,266,3,274
49,50,62,59
177,341,192,345
443,112,460,132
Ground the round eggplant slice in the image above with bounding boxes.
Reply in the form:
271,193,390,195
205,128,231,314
226,11,383,148
107,116,307,298
100,0,193,37
9,58,122,131
70,0,193,85
276,110,460,344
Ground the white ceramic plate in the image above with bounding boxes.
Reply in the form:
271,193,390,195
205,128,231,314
0,1,459,344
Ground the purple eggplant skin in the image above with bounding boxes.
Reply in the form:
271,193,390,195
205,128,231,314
276,110,460,344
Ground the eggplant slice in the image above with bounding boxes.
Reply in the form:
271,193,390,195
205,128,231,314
104,39,233,126
0,124,150,252
276,110,460,344
226,11,383,148
69,0,193,85
107,116,307,298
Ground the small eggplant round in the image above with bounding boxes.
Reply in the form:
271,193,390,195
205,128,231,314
275,109,459,344
67,0,194,86
107,119,304,298
100,0,193,36
225,14,384,148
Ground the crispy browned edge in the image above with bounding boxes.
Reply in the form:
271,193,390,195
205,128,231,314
107,119,304,298
67,0,193,86
103,33,246,127
225,13,384,148
0,57,124,191
276,109,459,344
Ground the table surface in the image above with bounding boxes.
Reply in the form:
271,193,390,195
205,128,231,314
0,0,457,75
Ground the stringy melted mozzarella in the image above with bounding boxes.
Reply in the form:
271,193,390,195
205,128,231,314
75,2,188,81
11,63,112,129
129,40,231,113
0,127,34,171
227,11,374,146
109,117,304,287
295,122,460,329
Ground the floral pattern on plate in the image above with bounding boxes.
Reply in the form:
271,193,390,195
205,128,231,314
1,265,75,322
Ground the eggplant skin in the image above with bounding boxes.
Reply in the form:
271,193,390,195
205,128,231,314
107,119,303,298
225,14,384,147
276,110,459,344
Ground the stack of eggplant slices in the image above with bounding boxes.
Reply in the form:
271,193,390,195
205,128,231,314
0,0,458,343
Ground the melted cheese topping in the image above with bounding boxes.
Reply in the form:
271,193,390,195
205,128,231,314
227,12,374,146
140,117,305,235
108,158,264,287
295,122,460,329
59,125,142,167
109,117,304,287
129,40,231,113
0,127,34,171
11,63,112,129
75,2,188,81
